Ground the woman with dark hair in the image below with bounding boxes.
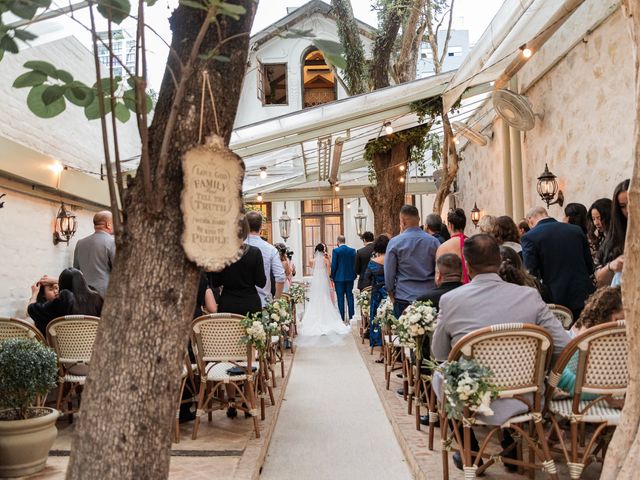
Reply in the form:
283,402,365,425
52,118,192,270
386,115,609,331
27,268,103,336
365,235,390,354
587,198,613,266
492,216,522,254
563,203,589,235
210,216,266,316
596,179,630,286
499,246,548,301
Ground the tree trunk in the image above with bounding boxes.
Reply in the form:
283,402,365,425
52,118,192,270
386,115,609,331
600,2,640,476
363,142,409,236
331,0,368,95
369,3,406,89
432,111,459,215
65,3,256,478
395,0,427,84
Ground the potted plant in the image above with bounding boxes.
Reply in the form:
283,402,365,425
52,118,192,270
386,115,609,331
0,337,59,477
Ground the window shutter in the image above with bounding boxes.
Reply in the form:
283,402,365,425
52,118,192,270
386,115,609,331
257,60,266,104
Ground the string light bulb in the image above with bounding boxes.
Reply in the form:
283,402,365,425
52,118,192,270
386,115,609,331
399,177,405,183
259,167,267,179
454,137,460,145
257,193,263,202
49,162,64,174
384,121,393,135
347,203,351,209
334,185,340,192
399,165,406,172
297,218,301,225
521,46,533,59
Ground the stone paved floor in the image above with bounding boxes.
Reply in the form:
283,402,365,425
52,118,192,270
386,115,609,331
354,330,603,479
24,350,295,480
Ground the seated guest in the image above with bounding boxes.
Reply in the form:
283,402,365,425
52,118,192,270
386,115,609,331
492,216,522,255
432,234,569,471
558,286,624,399
366,235,390,355
28,268,103,336
209,217,266,316
499,246,549,302
587,198,612,267
28,275,59,304
417,254,463,307
436,208,469,283
424,214,446,244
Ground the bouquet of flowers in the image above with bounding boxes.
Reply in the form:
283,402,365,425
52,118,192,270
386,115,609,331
356,289,370,313
289,283,306,305
436,358,499,419
372,298,395,328
265,298,292,332
240,312,269,351
394,301,437,348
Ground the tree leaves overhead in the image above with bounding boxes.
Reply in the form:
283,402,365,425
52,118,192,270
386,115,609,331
65,82,95,107
27,84,66,118
96,0,131,24
12,70,46,88
312,39,347,70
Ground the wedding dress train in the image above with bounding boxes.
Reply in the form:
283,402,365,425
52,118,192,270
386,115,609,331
300,252,351,336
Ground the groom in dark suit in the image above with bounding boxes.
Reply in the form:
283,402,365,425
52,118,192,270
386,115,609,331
331,235,357,323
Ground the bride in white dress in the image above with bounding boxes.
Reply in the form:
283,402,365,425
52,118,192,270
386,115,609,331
300,244,351,336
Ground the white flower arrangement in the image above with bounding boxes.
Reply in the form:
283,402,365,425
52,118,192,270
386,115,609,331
356,289,371,312
372,297,395,328
289,283,306,305
394,301,437,348
265,298,292,332
430,358,499,420
240,312,268,351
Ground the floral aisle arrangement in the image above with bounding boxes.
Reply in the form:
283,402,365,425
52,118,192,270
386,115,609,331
289,283,306,305
394,300,438,348
356,289,370,313
434,358,499,419
240,312,269,352
372,298,395,328
266,298,292,333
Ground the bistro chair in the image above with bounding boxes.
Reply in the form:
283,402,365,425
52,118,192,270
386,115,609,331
545,320,627,479
548,304,574,330
173,353,199,443
46,315,99,417
439,323,558,480
190,313,261,440
0,317,46,343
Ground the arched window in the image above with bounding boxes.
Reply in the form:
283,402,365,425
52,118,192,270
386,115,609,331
302,48,337,108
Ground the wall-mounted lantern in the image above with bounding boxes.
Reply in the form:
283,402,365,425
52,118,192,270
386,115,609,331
536,163,564,207
278,202,292,242
470,202,481,227
53,203,77,245
354,198,367,237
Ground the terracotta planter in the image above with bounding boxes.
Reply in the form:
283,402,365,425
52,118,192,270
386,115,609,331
0,408,59,478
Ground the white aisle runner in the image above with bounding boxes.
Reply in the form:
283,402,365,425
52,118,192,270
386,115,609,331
260,333,412,480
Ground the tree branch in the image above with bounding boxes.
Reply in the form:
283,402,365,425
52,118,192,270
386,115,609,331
331,0,368,95
107,18,126,209
135,0,153,208
438,0,455,67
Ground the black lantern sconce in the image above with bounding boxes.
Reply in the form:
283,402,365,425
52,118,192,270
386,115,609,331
53,203,77,245
354,198,368,237
279,202,292,243
470,202,481,227
536,163,564,208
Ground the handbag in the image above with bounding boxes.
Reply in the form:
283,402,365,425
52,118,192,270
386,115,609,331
226,366,257,376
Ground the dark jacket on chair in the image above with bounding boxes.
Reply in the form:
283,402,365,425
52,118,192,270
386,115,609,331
521,217,595,312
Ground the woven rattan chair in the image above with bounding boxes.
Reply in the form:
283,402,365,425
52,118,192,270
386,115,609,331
190,313,261,440
548,304,574,330
545,320,627,479
0,317,46,343
384,329,405,390
46,315,99,417
359,286,372,344
439,323,558,480
173,354,199,443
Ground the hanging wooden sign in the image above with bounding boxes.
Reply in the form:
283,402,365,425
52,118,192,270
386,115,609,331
181,135,245,271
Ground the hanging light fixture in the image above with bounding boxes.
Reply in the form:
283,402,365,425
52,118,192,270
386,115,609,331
520,45,533,59
383,121,393,135
53,202,77,245
536,164,564,207
278,202,292,243
297,217,301,225
257,193,263,202
259,167,268,179
354,198,367,237
346,203,351,209
470,202,481,227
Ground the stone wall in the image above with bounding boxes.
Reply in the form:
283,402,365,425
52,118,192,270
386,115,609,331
456,7,633,229
0,187,98,318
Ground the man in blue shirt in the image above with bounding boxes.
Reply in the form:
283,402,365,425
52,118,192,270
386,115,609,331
331,235,357,322
385,205,440,317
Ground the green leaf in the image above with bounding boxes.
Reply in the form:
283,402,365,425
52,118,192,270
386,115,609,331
52,69,73,83
12,70,46,88
114,102,130,122
122,88,153,113
84,95,112,120
9,0,40,20
96,0,131,24
23,60,57,76
13,29,38,42
27,84,66,118
64,82,95,107
179,0,207,11
144,0,158,5
312,39,346,70
0,49,4,62
0,35,18,54
216,1,246,20
41,85,64,105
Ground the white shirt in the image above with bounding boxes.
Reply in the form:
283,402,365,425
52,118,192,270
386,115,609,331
245,234,286,306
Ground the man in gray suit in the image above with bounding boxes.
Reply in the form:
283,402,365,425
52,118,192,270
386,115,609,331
73,211,116,298
432,234,569,470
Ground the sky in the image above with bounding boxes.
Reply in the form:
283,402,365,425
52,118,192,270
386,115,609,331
39,0,504,90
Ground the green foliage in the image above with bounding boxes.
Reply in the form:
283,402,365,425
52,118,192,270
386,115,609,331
280,28,347,71
178,0,247,20
0,338,58,419
96,0,131,24
13,63,154,122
